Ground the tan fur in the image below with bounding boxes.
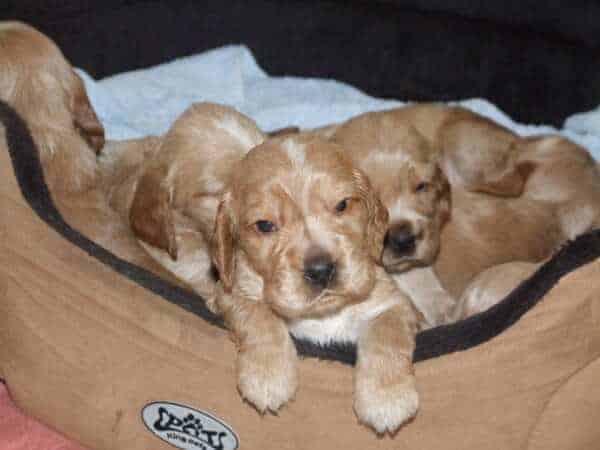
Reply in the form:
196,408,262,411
311,103,529,196
109,102,267,308
0,22,272,309
436,135,600,299
0,22,104,193
333,114,451,271
391,266,455,328
0,21,184,285
453,261,540,320
434,191,562,298
212,136,419,434
516,135,600,238
326,110,454,325
361,104,532,197
328,104,600,322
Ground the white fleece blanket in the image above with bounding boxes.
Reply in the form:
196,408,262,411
77,45,600,160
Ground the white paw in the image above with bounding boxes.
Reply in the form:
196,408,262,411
237,344,298,413
354,371,419,434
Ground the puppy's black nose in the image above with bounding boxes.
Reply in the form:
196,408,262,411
385,224,416,256
304,254,336,288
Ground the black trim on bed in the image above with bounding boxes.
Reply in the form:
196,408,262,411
2,99,599,365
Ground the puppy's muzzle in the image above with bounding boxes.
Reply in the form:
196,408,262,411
303,253,336,289
385,223,416,256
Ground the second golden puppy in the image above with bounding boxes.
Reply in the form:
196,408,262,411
212,135,420,434
100,103,266,308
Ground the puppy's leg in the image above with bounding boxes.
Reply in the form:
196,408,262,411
392,266,457,328
354,272,419,434
453,261,539,321
218,290,298,413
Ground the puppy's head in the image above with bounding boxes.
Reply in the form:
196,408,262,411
129,103,265,260
212,136,388,319
333,114,450,273
0,21,105,191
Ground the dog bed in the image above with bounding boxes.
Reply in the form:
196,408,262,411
2,1,600,449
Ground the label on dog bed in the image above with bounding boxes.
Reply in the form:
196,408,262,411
142,401,239,450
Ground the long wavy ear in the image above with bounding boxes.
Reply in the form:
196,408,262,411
70,71,105,154
212,192,237,292
129,166,178,260
353,168,389,263
439,119,534,197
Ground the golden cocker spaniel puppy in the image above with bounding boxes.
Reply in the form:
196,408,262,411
212,135,420,434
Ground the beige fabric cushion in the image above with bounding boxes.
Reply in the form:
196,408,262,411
2,127,600,449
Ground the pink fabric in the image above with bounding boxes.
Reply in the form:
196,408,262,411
0,382,85,450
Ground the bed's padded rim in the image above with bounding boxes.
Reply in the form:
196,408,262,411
2,98,599,365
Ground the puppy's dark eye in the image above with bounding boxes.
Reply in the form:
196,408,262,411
335,198,348,213
415,182,429,193
255,220,277,233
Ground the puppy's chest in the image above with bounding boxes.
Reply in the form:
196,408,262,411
288,296,398,345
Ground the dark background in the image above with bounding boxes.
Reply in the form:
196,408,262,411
2,0,599,126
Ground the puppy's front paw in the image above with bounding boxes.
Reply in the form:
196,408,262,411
354,362,419,434
237,342,298,413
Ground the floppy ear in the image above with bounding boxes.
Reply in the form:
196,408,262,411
70,71,105,154
212,193,237,292
353,169,389,263
129,167,178,260
439,120,534,197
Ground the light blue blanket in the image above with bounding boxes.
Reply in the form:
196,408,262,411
78,45,600,160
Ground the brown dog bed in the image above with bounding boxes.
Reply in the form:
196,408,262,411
2,94,600,449
2,1,600,448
